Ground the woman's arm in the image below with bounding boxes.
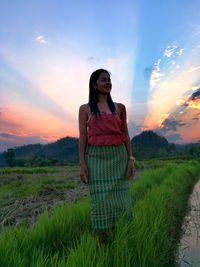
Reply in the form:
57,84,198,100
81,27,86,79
119,103,133,158
118,103,136,179
78,104,88,183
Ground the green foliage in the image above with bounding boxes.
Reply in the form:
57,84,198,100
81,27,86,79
135,157,191,169
0,166,65,174
5,148,16,167
0,161,200,266
0,166,79,204
1,132,200,168
0,200,91,266
0,136,79,167
132,131,175,159
64,182,77,189
131,131,200,161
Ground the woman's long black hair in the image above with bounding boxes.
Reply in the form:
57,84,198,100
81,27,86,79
89,69,116,117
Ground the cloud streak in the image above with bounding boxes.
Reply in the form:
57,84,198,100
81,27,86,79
154,87,200,143
144,40,200,127
0,36,137,149
35,35,46,44
0,132,48,152
164,43,178,58
143,38,200,143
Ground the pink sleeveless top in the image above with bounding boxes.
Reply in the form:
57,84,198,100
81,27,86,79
87,110,126,146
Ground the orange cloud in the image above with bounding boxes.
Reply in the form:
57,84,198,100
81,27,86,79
1,104,78,145
155,89,200,143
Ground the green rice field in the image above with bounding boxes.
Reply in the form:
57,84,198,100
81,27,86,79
0,160,199,267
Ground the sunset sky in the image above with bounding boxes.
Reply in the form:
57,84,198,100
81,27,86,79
1,0,200,152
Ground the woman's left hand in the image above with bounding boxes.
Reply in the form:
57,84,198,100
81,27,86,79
127,160,136,180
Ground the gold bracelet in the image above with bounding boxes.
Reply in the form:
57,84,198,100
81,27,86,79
129,156,136,162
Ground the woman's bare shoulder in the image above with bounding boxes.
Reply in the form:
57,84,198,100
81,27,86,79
79,103,89,113
115,102,126,112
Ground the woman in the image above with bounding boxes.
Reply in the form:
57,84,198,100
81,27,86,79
78,69,136,244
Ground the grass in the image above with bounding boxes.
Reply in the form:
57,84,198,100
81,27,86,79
60,161,200,267
0,160,199,266
0,174,76,199
0,199,91,267
131,163,175,202
135,157,189,169
0,165,79,174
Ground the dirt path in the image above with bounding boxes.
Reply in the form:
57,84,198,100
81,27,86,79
176,179,200,267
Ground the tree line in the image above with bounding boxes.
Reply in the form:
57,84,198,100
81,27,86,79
2,131,200,167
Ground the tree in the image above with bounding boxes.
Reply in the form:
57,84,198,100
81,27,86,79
195,144,200,157
5,148,16,167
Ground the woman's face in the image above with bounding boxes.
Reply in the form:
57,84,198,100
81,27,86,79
95,72,112,95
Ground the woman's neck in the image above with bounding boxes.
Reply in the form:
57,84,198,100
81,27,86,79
97,93,108,103
97,100,111,113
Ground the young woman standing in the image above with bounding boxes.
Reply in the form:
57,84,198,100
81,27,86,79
78,69,136,244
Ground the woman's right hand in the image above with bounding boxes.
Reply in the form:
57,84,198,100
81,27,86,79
79,163,88,184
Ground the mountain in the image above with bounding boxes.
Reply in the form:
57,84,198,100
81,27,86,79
131,130,176,159
0,131,199,167
0,136,79,167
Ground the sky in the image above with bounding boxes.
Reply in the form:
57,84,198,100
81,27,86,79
0,0,200,152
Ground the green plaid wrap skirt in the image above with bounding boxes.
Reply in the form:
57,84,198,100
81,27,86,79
86,144,132,232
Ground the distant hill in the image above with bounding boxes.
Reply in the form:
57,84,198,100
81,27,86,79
0,136,79,167
0,131,199,167
131,131,176,159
